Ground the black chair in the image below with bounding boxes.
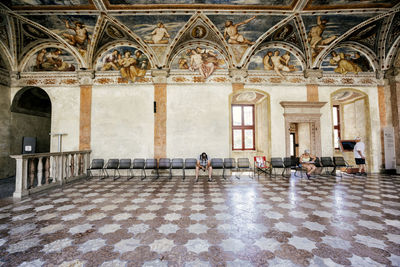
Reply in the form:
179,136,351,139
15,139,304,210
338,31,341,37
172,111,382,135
132,158,145,180
118,159,132,180
171,158,184,179
104,159,120,180
184,158,197,180
294,157,305,178
145,159,158,179
158,158,171,179
321,157,335,175
283,157,293,177
223,158,236,179
270,157,286,177
314,157,323,175
236,158,252,179
333,156,352,177
211,158,224,180
87,159,105,180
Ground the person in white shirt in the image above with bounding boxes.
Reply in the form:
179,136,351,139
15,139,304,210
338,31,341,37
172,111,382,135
354,136,367,176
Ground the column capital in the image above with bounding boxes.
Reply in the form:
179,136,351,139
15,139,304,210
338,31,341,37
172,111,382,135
229,69,248,83
151,69,170,84
304,69,323,83
77,70,95,85
385,67,400,83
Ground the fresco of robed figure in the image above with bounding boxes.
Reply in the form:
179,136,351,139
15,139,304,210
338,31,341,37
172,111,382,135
173,47,226,79
97,47,150,82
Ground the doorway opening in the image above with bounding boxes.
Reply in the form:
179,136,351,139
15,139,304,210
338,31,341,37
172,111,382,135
10,87,52,154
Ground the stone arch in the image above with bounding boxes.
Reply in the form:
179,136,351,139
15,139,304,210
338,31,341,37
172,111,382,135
330,88,372,171
318,42,379,72
228,89,271,161
0,41,14,71
243,41,306,71
10,86,52,154
240,15,296,67
385,35,400,69
312,12,394,69
93,41,156,70
164,12,233,68
167,40,231,70
18,42,82,72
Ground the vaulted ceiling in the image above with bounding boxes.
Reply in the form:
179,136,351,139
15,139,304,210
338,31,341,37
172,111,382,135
0,0,399,76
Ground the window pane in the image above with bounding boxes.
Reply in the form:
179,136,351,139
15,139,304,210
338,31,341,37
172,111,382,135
233,129,242,149
243,106,253,126
334,129,339,148
333,106,338,126
232,106,242,126
244,129,253,149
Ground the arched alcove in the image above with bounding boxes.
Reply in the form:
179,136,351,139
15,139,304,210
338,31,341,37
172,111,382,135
331,88,371,171
10,87,52,154
229,89,271,161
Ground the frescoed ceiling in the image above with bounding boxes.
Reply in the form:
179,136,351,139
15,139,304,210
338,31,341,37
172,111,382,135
0,0,399,76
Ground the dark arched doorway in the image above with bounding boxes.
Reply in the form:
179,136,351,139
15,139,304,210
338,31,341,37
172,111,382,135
10,87,52,154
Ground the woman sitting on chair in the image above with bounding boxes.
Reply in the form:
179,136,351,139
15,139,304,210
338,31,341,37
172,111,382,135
300,149,317,179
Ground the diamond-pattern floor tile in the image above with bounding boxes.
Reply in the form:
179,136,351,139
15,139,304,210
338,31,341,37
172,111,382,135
0,174,399,266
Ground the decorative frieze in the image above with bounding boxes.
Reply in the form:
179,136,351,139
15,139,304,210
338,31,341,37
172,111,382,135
229,69,248,83
7,70,380,87
151,69,170,84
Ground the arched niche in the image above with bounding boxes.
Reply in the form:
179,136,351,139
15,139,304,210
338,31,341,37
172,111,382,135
10,87,52,154
330,88,371,171
229,89,271,162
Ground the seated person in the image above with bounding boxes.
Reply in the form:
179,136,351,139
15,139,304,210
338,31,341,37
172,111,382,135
196,152,213,182
299,149,317,179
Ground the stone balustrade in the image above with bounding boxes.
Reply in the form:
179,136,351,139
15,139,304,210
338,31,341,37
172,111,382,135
10,150,91,199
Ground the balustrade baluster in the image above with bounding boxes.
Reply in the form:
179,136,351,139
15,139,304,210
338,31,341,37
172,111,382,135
70,154,75,177
37,157,43,187
78,154,83,175
45,157,50,184
29,159,35,189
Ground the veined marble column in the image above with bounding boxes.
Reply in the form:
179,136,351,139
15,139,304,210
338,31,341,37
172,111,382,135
78,71,94,150
304,69,323,102
229,69,247,93
152,69,169,159
387,68,400,173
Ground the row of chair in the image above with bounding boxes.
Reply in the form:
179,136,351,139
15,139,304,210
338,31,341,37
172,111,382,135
87,158,253,180
87,156,351,181
269,156,351,178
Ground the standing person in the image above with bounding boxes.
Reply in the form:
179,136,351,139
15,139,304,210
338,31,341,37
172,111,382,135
299,149,317,179
195,152,213,182
354,137,367,176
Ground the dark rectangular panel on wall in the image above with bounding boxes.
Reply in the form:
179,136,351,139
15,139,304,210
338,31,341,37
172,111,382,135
22,136,36,154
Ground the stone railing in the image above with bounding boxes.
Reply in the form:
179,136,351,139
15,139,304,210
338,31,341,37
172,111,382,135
10,150,91,199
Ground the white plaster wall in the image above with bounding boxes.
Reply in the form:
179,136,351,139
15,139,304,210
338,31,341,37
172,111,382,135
91,85,154,159
167,83,231,158
48,86,80,152
249,85,308,157
10,86,80,153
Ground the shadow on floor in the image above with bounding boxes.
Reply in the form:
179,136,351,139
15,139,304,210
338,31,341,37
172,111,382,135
0,176,15,199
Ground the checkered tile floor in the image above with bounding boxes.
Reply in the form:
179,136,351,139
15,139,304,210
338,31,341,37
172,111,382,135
1,173,400,266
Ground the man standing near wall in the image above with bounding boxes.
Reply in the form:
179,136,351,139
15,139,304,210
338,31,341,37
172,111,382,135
354,136,367,176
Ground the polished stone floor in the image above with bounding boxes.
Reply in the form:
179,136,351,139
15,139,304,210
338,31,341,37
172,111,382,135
0,173,400,266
